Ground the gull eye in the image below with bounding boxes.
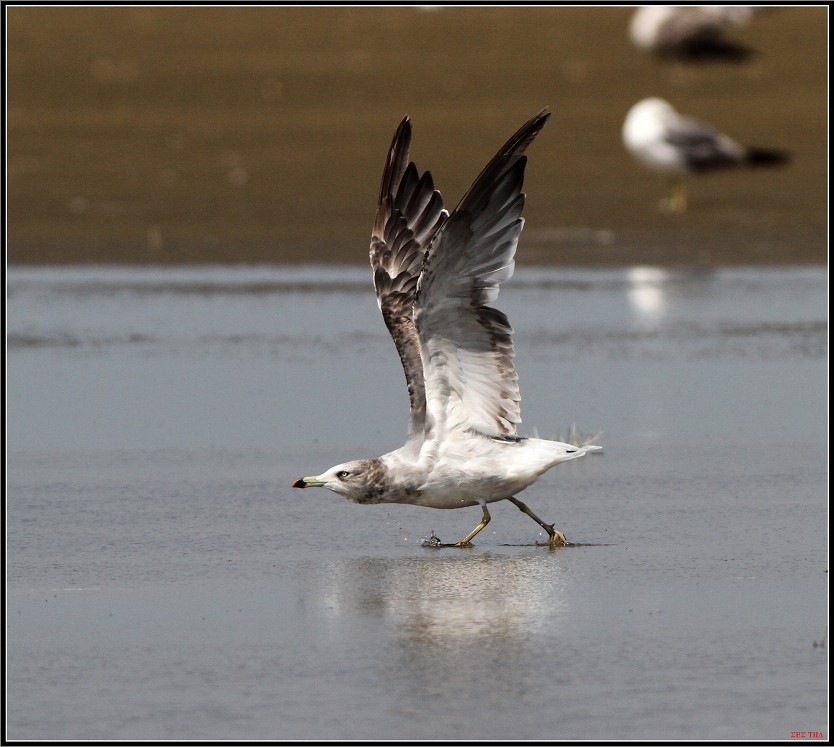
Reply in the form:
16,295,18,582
337,470,351,479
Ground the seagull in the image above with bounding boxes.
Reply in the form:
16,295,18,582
629,6,756,61
292,109,601,548
622,97,788,213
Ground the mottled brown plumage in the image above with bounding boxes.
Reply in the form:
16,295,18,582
370,117,447,447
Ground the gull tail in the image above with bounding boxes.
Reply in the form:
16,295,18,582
547,439,601,469
745,147,789,168
560,423,603,451
676,40,755,63
574,443,603,455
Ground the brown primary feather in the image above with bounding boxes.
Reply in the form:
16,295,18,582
369,116,448,445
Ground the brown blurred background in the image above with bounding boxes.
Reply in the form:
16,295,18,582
6,5,828,265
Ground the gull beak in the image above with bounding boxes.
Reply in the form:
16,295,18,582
292,476,326,489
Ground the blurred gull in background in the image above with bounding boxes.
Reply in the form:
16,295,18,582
629,5,756,61
622,97,788,214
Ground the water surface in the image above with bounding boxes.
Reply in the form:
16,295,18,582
6,265,828,740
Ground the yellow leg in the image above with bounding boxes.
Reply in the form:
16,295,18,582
507,496,568,547
660,178,688,214
454,505,491,547
671,180,688,214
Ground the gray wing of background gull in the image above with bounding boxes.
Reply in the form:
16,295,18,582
663,114,745,171
416,108,550,441
370,117,448,450
629,6,756,61
665,113,786,172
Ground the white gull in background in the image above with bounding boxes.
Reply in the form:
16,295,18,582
629,6,757,61
622,97,788,213
293,109,601,547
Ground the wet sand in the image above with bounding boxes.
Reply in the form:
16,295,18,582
6,5,828,265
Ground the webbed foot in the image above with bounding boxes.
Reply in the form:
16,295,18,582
547,528,568,548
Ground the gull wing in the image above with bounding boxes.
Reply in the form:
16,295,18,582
664,114,744,171
653,8,727,49
370,116,448,446
415,109,550,440
649,7,754,59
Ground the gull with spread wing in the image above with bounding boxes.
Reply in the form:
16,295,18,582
293,110,600,547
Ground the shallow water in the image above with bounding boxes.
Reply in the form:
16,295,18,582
6,264,828,740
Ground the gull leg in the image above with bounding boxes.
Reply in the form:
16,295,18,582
671,179,687,214
660,178,687,214
453,505,491,547
507,496,568,547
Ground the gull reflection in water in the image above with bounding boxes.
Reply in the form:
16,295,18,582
625,265,718,331
626,266,670,327
310,552,575,727
318,552,570,646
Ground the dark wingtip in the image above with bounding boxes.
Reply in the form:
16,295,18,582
292,479,306,488
746,147,790,168
670,41,757,63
